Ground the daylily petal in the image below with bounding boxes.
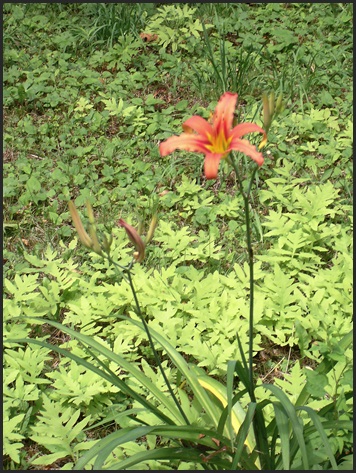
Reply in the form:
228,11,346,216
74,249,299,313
213,92,238,137
230,122,265,139
258,132,268,150
182,115,214,138
230,138,264,166
159,91,266,180
159,133,208,156
204,153,222,180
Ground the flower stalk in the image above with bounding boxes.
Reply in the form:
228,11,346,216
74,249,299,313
229,156,258,399
68,201,189,423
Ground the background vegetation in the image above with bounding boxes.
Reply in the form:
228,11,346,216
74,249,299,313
3,3,353,470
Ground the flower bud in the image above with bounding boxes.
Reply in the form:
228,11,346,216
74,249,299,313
275,93,284,114
68,201,93,249
118,218,145,263
262,93,271,132
85,201,103,255
137,220,144,236
101,233,113,254
268,90,275,118
145,214,158,244
262,92,277,135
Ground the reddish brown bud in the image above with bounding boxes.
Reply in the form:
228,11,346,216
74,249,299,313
118,219,145,263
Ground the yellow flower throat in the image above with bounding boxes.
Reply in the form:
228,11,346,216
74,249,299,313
206,131,232,154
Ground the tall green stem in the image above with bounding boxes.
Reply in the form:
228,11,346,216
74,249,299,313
230,156,258,400
229,155,270,469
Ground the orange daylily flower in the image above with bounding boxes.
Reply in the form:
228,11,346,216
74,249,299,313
159,92,266,179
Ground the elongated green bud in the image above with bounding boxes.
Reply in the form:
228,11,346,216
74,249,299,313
145,215,158,244
85,201,102,255
262,93,270,131
268,90,275,118
85,200,96,224
262,92,276,134
68,201,93,249
275,93,284,114
101,233,113,254
137,220,144,236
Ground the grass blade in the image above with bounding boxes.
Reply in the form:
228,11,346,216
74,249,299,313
262,383,309,470
8,336,174,427
231,402,257,470
273,401,291,470
124,316,224,430
296,406,339,470
8,317,185,425
226,360,237,444
77,425,229,470
105,445,230,470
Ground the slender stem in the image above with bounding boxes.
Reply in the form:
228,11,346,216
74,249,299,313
230,156,258,400
107,253,190,425
230,156,271,469
244,194,255,397
245,168,258,399
126,269,191,425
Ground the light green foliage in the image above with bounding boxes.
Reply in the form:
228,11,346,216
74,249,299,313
4,346,51,386
3,345,51,463
145,4,209,53
254,166,352,350
153,220,223,265
3,414,26,464
29,395,93,466
45,363,120,415
3,2,352,469
8,246,253,376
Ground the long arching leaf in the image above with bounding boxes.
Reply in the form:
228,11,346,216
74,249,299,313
7,336,174,426
7,316,186,425
296,406,338,470
76,425,229,470
262,383,309,470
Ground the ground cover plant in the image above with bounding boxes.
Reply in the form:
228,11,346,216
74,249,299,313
3,3,353,470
